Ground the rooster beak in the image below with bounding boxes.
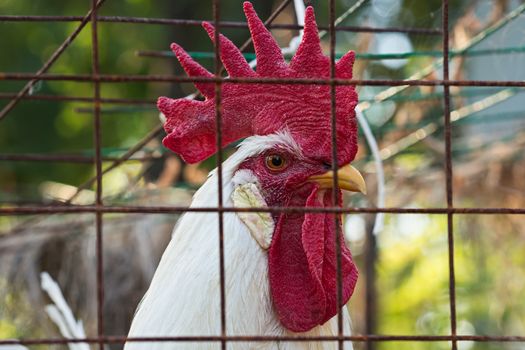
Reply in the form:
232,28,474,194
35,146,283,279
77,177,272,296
308,164,367,194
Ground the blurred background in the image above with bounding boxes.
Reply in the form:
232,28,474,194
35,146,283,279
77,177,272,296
0,0,524,349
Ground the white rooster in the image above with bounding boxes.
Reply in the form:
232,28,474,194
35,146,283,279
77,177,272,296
126,2,366,349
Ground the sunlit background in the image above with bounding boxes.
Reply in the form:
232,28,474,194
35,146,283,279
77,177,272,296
1,0,524,349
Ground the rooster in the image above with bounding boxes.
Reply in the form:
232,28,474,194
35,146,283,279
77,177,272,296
126,3,366,349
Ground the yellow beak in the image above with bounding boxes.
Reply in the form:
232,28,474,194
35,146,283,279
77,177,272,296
308,164,367,194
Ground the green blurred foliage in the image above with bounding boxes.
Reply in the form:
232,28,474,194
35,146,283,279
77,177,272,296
0,1,164,200
0,0,279,202
366,213,525,350
0,279,47,339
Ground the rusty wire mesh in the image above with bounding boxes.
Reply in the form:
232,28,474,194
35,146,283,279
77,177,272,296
0,0,524,349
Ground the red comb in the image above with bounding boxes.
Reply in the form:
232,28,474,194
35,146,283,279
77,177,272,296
159,2,358,164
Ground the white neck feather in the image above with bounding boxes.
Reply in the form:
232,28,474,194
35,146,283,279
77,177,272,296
126,132,353,350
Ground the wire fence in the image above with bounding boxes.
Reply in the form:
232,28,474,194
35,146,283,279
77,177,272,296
0,0,524,349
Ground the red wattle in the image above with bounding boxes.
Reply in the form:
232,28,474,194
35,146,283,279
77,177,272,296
268,186,358,332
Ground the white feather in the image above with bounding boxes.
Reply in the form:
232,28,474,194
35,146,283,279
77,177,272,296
126,132,353,350
40,272,89,350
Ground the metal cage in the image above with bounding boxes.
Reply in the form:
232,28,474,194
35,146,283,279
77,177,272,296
1,0,524,349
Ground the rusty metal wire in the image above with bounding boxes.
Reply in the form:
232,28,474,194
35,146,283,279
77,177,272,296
2,205,525,215
2,334,525,346
89,0,105,348
211,1,227,349
0,153,161,163
2,73,525,86
328,0,344,347
0,92,156,104
442,2,457,350
0,14,443,35
1,0,524,348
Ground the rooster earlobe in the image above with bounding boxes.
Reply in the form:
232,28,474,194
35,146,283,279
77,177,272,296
231,179,274,250
171,43,215,99
290,6,326,75
243,1,287,75
202,22,256,78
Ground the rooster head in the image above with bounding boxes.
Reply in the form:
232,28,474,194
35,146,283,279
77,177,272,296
158,2,365,333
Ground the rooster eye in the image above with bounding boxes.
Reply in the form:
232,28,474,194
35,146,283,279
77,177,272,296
265,154,287,171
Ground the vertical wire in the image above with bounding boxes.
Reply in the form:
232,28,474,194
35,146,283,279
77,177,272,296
442,1,457,349
212,1,226,349
90,0,104,349
91,5,104,350
328,0,344,349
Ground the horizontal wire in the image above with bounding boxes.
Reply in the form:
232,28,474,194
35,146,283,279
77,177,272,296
0,153,161,163
0,15,442,35
1,87,522,106
1,205,524,215
0,93,155,104
0,334,524,345
1,73,525,87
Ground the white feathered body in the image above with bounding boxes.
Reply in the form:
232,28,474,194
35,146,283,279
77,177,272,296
126,134,353,350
